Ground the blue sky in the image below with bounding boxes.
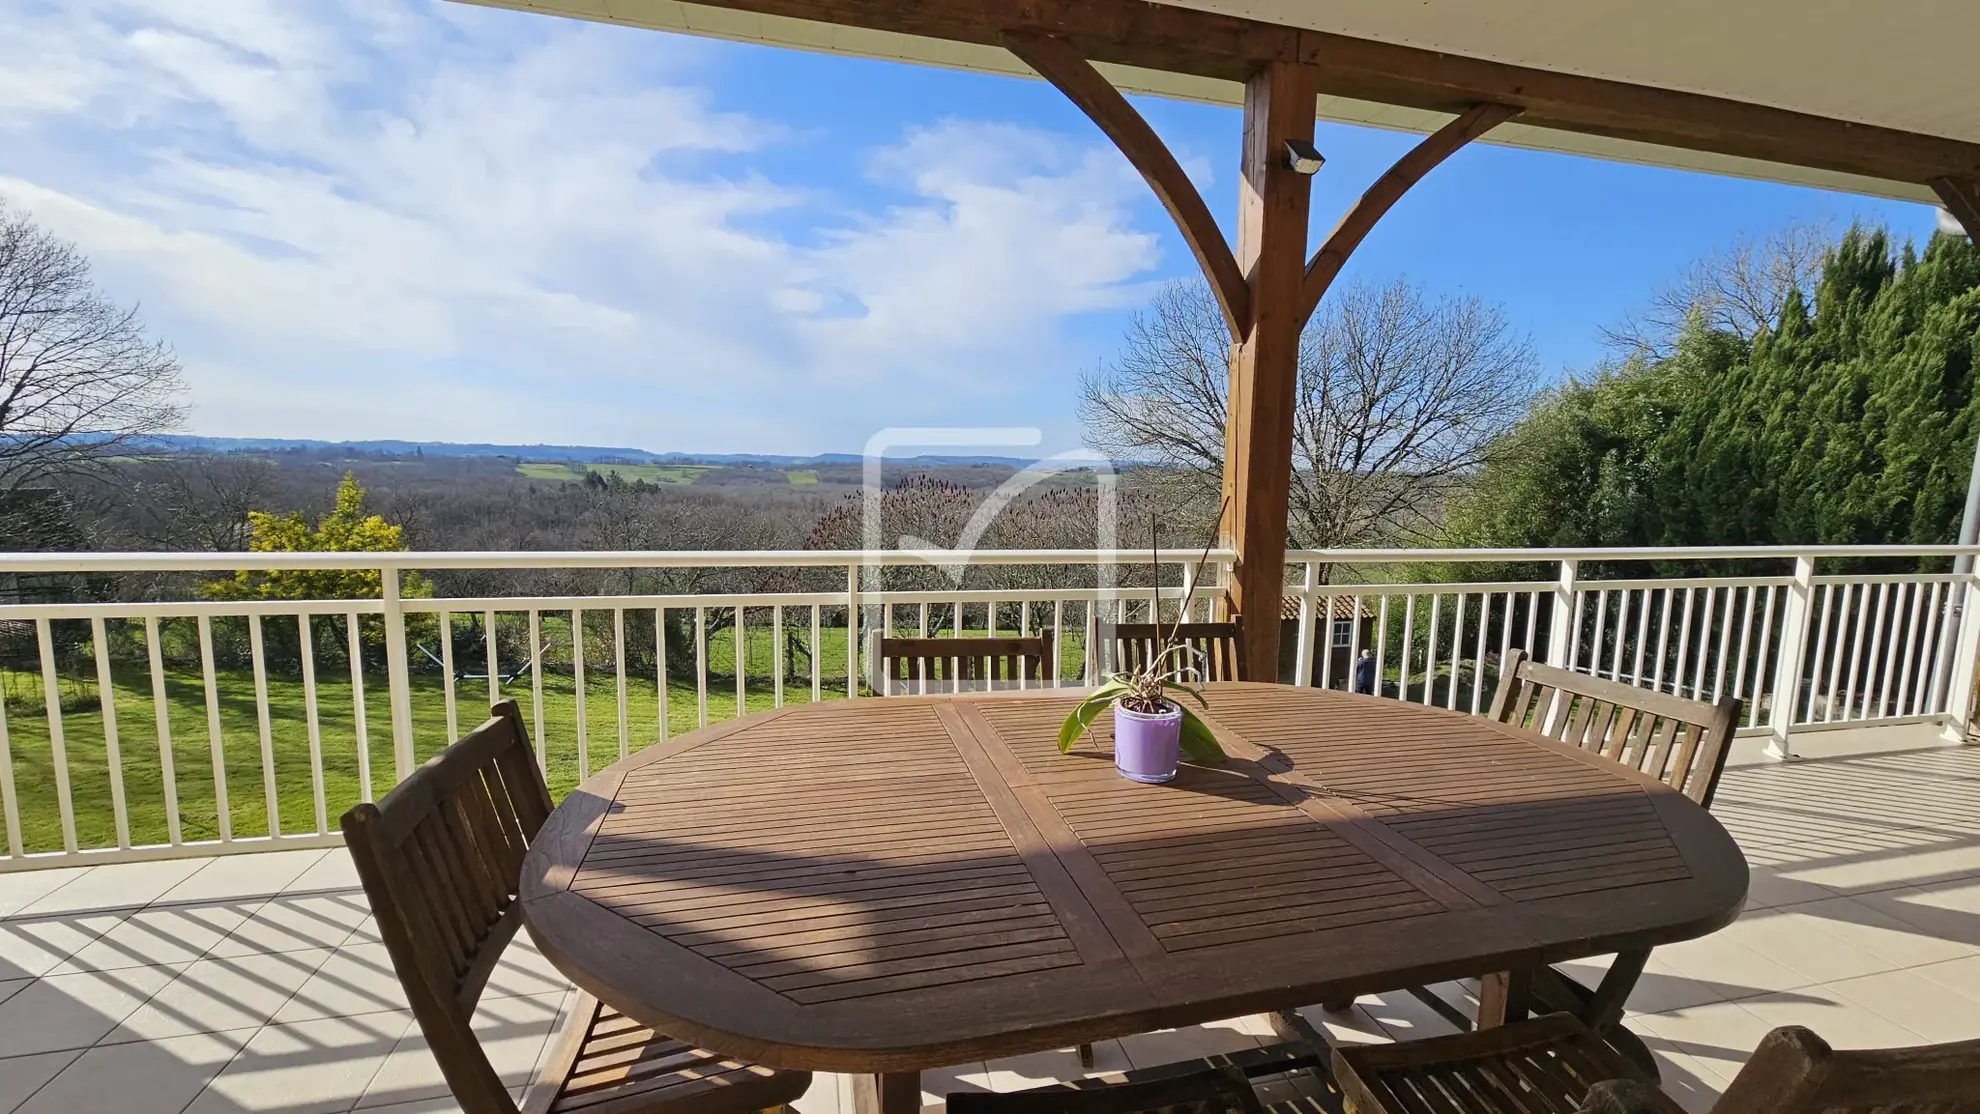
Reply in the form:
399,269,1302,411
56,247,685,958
0,0,1944,457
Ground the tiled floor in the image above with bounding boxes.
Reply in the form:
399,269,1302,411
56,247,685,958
2,732,1977,1114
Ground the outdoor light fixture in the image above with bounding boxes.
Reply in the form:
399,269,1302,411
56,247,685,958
1284,138,1325,174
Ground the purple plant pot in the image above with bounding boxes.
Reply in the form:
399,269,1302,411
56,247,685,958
1114,701,1182,784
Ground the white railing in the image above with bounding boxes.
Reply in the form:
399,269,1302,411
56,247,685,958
1,544,1976,870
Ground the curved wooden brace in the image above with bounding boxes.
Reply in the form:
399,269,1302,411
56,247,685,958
1934,176,1980,240
1003,31,1251,343
1297,103,1522,325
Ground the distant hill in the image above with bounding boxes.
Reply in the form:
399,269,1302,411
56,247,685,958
134,435,1043,468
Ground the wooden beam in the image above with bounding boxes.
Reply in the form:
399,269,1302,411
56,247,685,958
1934,176,1980,239
1298,103,1520,323
604,0,1980,188
1224,58,1319,682
1003,31,1250,342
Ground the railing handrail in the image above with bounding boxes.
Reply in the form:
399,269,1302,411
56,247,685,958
4,542,1980,575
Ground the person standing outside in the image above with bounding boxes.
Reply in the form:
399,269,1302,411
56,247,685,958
1354,648,1377,695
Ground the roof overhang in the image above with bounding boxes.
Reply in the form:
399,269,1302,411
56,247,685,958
452,0,1980,207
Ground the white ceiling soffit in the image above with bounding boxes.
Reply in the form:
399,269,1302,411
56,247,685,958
460,0,1953,205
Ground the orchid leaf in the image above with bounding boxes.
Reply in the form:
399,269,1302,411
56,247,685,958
1059,680,1132,753
1177,707,1227,764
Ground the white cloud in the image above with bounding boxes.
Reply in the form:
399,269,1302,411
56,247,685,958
0,0,1165,452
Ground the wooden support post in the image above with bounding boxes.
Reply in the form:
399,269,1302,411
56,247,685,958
1225,59,1320,681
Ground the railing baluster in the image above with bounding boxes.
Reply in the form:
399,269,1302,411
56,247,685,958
1673,588,1696,701
1842,583,1870,721
0,679,19,858
1710,587,1735,702
197,615,231,842
656,607,669,742
34,618,78,852
1294,562,1316,688
811,604,822,701
90,617,131,849
145,616,181,846
439,610,458,742
1899,583,1926,716
528,609,545,775
249,615,281,838
1375,595,1391,699
349,613,373,803
1609,588,1630,684
1878,583,1905,718
1861,583,1890,720
614,608,629,760
1425,594,1443,707
1749,586,1775,729
695,606,710,728
299,615,327,836
1590,588,1608,680
1824,585,1851,722
735,606,748,716
1472,591,1490,714
1694,588,1720,700
1652,589,1672,697
1631,588,1651,687
381,567,414,782
1349,592,1366,694
1053,600,1065,685
1806,585,1834,723
486,609,500,708
774,605,786,707
572,607,589,779
1399,594,1417,703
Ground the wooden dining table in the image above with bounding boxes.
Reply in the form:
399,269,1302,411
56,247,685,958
519,682,1747,1114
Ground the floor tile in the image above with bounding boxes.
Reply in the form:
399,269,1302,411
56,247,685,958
0,1050,81,1114
1869,879,1980,951
1643,1047,1727,1114
1796,894,1980,967
105,949,334,1044
1738,987,1931,1048
0,909,128,980
52,901,260,973
792,1071,843,1114
154,851,329,907
0,869,91,920
0,979,25,1008
0,964,182,1058
1741,869,1838,910
1294,1003,1389,1046
1624,953,1729,1015
1822,968,1980,1042
1722,907,1900,984
356,992,564,1109
920,1062,993,1106
283,853,362,895
1906,953,1980,1003
1633,1000,1778,1084
15,1028,253,1114
1650,933,1817,998
271,942,410,1023
17,860,206,917
1354,986,1467,1042
1116,1021,1260,1070
182,1010,415,1114
207,891,372,957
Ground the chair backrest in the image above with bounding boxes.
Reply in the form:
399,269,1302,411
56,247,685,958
1711,1026,1980,1114
869,630,1056,695
1107,622,1246,682
341,700,553,1114
1489,649,1741,806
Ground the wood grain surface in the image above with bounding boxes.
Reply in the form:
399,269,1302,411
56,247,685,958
520,683,1748,1073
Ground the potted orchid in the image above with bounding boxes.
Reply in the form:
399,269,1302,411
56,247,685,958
1057,511,1228,783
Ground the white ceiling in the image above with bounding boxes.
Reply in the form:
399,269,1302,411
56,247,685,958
460,0,1970,204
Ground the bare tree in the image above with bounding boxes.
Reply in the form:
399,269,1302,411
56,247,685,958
125,455,277,550
1600,220,1833,359
1079,277,1536,554
0,199,185,492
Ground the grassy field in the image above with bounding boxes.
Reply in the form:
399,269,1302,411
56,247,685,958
785,469,819,485
0,623,1094,855
514,462,716,485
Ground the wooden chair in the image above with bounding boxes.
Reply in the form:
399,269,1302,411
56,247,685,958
948,1034,1334,1114
1490,649,1742,807
1333,1013,1645,1114
869,630,1055,695
341,700,812,1114
1378,651,1743,1079
1334,1015,1980,1114
1106,622,1245,682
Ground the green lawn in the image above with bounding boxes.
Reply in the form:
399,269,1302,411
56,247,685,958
0,621,1093,855
785,469,820,485
514,461,716,485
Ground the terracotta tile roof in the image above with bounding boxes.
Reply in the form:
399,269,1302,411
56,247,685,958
1281,594,1377,621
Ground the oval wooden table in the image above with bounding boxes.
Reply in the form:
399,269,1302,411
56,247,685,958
520,682,1747,1114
